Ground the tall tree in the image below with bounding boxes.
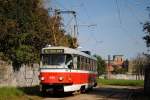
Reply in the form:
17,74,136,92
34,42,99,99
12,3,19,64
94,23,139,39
0,0,76,70
143,7,150,48
94,55,106,75
131,54,148,80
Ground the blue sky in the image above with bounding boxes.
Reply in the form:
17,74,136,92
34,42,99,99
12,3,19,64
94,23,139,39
45,0,150,59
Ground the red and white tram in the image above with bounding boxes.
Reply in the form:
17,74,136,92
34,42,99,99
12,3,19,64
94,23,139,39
39,46,97,93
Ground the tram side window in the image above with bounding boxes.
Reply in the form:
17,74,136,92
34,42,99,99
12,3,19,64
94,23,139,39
90,60,92,71
77,56,81,69
73,55,77,69
84,57,87,70
80,57,83,70
66,54,73,68
85,58,88,70
81,56,84,70
80,56,89,70
66,55,72,63
92,60,94,71
88,58,90,71
91,59,93,71
87,59,90,71
89,59,91,71
93,60,96,71
93,60,95,71
95,60,98,71
83,58,89,71
90,59,93,71
42,55,49,65
93,60,97,71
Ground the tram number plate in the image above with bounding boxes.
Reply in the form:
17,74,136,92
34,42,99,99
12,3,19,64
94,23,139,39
49,76,55,79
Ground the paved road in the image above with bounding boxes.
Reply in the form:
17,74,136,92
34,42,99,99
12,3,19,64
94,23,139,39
42,86,142,100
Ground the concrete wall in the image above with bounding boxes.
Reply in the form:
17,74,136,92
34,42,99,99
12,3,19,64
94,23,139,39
99,74,144,80
110,74,144,80
0,60,40,87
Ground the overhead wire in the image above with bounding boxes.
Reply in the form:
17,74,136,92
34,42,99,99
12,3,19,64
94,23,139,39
50,0,103,49
82,3,103,43
115,0,122,25
64,16,74,34
76,2,104,53
124,0,142,24
48,0,103,51
49,0,78,37
78,2,103,45
114,0,140,45
54,0,69,10
124,0,146,45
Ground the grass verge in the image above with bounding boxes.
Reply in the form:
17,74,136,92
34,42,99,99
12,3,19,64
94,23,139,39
0,86,41,100
97,79,144,86
0,87,24,100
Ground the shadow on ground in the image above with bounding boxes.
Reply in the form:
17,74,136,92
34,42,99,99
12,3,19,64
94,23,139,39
18,86,74,98
18,85,150,99
87,86,150,100
18,86,41,96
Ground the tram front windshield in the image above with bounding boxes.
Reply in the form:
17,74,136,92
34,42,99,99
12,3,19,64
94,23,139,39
42,54,65,66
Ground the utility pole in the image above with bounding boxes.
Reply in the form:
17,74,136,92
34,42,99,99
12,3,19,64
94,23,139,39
52,9,61,46
107,55,111,79
55,9,78,48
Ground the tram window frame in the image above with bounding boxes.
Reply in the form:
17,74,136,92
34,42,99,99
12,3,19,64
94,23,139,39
81,56,86,70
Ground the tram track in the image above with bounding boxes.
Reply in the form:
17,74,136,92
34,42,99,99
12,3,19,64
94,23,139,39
43,86,142,100
93,86,135,100
127,91,133,100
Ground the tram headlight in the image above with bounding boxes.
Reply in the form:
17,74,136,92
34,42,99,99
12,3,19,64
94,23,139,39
58,76,64,81
40,77,45,81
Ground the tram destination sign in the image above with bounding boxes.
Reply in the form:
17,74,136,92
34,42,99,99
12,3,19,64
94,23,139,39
43,49,64,54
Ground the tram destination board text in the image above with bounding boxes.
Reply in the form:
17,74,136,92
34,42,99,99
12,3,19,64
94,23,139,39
43,49,64,54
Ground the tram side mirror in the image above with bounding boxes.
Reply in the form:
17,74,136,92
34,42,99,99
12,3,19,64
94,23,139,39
68,62,73,69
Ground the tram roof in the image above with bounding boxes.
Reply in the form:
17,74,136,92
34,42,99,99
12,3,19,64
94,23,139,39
42,46,97,60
